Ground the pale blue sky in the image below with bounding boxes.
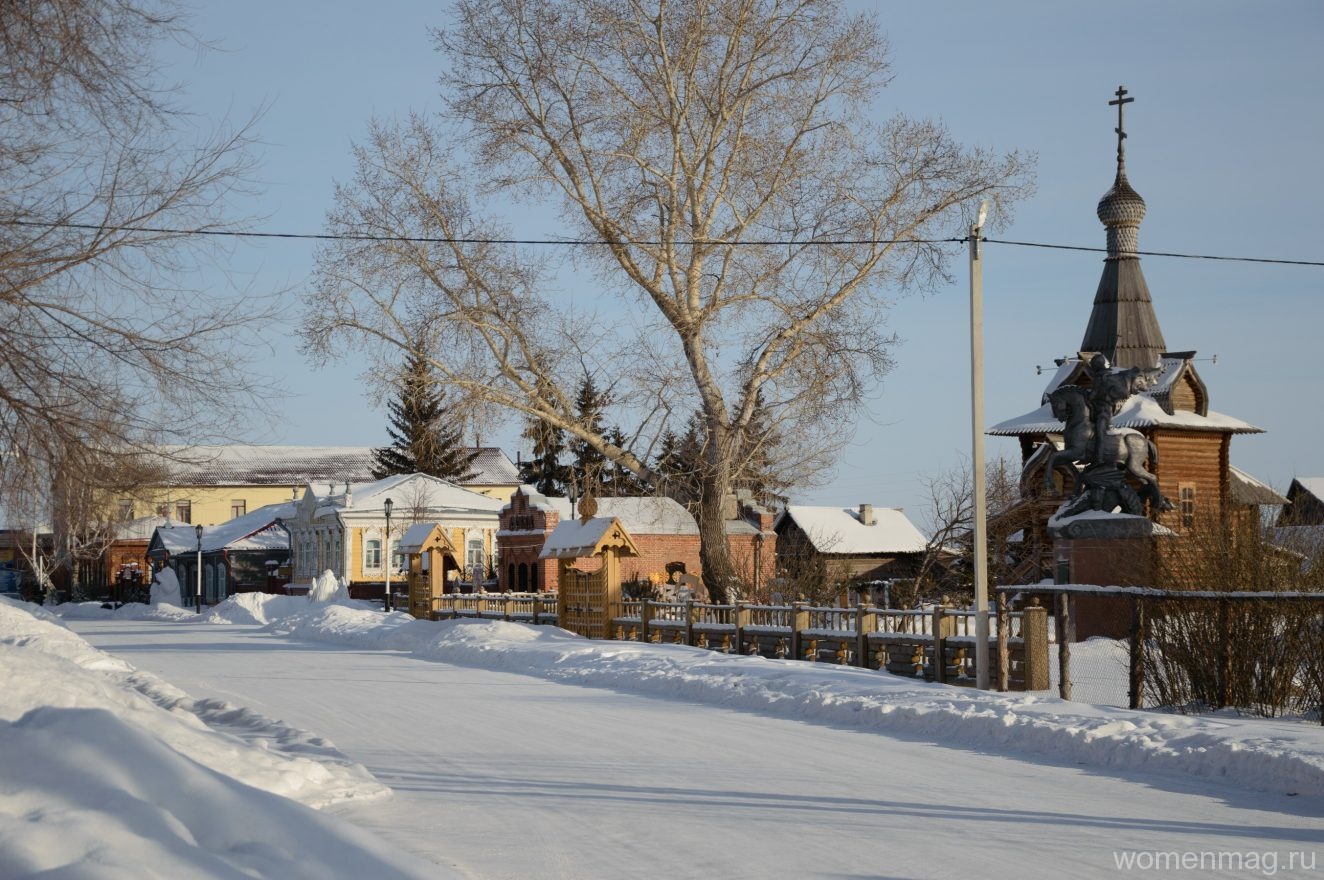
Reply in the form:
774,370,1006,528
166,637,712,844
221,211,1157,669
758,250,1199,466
165,1,1323,525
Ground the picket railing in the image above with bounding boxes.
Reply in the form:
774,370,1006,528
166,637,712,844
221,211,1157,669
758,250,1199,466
432,592,1049,691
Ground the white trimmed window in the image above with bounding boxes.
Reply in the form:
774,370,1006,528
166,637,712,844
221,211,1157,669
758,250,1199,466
365,538,382,570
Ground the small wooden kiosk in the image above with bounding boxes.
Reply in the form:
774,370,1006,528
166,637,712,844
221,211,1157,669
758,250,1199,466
399,523,457,619
540,506,640,640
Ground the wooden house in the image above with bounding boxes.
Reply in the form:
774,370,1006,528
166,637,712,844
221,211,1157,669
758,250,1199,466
773,504,928,593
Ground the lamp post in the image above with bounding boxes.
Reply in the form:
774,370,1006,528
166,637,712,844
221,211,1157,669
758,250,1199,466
383,497,393,613
969,201,990,689
194,523,204,614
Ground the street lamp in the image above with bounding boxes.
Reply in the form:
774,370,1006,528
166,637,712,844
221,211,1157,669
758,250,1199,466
383,497,393,613
194,523,204,614
969,200,990,689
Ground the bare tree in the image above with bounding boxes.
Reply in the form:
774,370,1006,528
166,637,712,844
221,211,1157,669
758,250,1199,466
305,0,1032,599
0,0,265,535
914,456,1027,600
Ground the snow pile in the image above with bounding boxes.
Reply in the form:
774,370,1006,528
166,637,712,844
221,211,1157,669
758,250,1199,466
204,591,312,625
57,600,198,622
0,597,448,878
263,604,1324,799
150,566,182,606
0,706,443,880
0,597,389,809
309,568,350,604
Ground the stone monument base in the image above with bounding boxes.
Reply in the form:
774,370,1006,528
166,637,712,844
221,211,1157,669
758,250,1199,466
1048,510,1174,640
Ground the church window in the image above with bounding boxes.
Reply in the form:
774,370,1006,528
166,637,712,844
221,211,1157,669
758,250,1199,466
1179,483,1197,529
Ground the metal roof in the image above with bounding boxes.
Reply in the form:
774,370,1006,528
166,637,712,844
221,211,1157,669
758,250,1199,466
158,445,518,488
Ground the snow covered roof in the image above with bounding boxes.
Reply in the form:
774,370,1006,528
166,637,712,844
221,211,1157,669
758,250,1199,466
156,445,519,488
397,522,454,555
989,355,1261,436
113,515,171,542
514,490,699,536
775,506,927,555
540,517,640,559
153,502,295,555
988,396,1260,436
1228,467,1288,506
313,472,506,519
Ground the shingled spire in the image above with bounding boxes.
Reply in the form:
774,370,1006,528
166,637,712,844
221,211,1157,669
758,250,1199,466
1079,86,1167,369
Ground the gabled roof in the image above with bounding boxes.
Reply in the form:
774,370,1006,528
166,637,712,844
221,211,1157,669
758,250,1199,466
312,472,506,519
1292,478,1324,503
514,489,699,536
151,502,295,555
398,522,455,555
775,506,927,555
540,517,641,559
156,445,519,488
1228,467,1289,506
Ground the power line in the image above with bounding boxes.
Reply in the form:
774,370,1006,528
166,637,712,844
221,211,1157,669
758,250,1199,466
6,218,1323,266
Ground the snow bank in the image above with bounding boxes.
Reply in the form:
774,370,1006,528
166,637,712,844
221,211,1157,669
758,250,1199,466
0,597,451,878
0,706,442,880
263,604,1324,800
204,591,312,625
150,566,182,606
0,597,388,809
57,600,198,621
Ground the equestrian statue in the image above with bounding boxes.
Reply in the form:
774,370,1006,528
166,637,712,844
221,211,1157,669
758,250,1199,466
1042,355,1174,517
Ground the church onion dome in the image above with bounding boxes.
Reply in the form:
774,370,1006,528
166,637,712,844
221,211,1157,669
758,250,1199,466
1097,171,1147,228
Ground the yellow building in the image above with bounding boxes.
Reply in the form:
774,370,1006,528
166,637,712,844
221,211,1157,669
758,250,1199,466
287,472,507,599
123,445,520,527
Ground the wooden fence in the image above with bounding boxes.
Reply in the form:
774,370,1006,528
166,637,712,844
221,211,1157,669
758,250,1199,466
432,592,1049,691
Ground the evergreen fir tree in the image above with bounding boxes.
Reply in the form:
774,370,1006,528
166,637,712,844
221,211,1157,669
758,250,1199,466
734,391,783,506
567,376,609,495
519,414,570,496
653,413,706,511
371,350,480,482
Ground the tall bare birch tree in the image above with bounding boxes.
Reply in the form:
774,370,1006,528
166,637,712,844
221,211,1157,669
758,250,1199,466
305,0,1032,598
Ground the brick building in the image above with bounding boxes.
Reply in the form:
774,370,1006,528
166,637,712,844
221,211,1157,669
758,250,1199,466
496,488,776,593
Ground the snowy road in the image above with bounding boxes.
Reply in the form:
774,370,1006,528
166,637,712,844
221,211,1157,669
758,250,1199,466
69,619,1322,880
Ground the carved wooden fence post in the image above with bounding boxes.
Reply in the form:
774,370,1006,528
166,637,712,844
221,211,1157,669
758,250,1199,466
996,591,1010,691
684,599,695,646
932,605,948,684
1129,596,1145,710
790,602,808,660
856,604,877,669
1020,604,1050,691
734,603,750,655
1056,593,1072,701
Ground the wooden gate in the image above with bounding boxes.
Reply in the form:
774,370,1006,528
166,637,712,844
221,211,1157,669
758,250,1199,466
543,514,640,640
559,567,614,639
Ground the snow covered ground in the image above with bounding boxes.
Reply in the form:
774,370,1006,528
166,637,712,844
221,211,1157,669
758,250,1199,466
5,592,1322,878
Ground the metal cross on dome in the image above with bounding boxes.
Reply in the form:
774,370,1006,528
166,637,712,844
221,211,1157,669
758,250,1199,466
1109,85,1134,167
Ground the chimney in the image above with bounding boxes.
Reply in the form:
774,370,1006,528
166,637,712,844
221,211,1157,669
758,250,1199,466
858,503,874,526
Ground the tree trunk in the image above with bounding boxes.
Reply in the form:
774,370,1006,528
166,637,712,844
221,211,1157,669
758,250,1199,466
696,466,737,604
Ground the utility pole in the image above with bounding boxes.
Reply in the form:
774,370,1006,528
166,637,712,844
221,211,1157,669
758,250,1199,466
970,201,990,690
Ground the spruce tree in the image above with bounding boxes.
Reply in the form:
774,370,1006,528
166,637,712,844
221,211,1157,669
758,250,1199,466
654,413,706,511
519,414,570,496
567,377,609,495
601,426,648,496
372,350,479,482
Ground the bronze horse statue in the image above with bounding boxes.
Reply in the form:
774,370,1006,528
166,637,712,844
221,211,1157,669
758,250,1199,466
1043,384,1172,515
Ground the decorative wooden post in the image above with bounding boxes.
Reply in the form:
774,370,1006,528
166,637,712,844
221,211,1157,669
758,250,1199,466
932,606,949,684
1129,597,1146,710
1020,604,1050,691
1056,593,1073,700
734,602,750,655
996,591,1010,691
790,602,809,661
856,604,877,669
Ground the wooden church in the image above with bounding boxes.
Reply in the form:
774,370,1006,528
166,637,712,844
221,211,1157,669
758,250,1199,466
989,88,1280,589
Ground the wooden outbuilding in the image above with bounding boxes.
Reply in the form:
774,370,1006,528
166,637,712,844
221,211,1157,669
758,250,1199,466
540,515,640,639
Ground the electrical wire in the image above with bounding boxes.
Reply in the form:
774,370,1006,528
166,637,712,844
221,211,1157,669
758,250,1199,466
5,219,1322,266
